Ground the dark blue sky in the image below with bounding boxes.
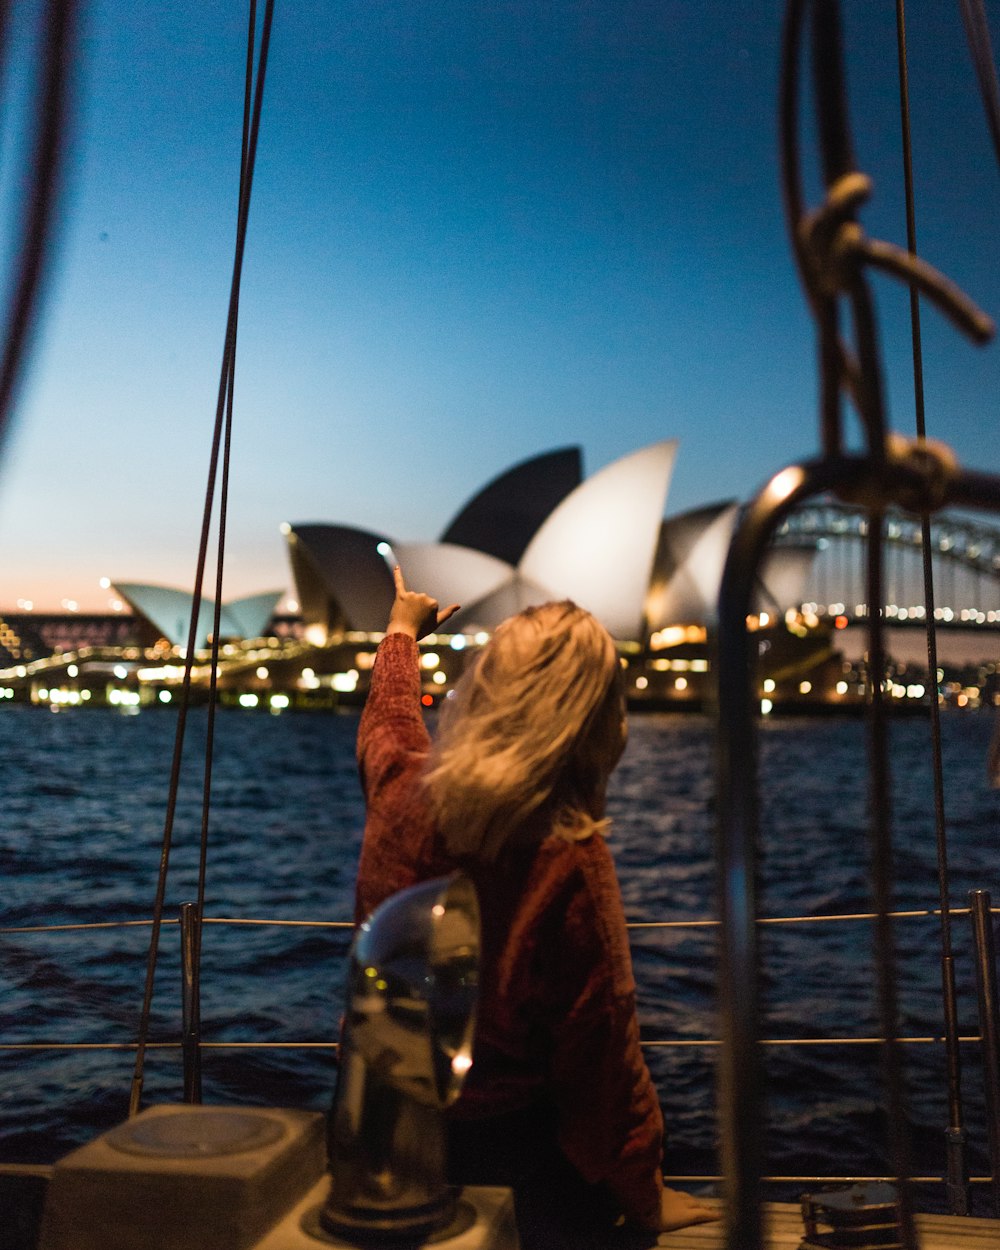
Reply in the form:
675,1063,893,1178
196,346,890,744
2,1,999,610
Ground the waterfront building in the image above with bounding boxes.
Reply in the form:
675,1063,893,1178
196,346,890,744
3,442,999,711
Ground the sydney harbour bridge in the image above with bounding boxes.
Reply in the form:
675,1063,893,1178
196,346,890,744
771,503,1000,631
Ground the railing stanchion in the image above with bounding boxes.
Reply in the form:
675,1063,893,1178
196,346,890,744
970,888,1000,1216
180,902,202,1104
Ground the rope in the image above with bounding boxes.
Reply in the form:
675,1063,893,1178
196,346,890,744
129,0,275,1119
0,0,79,458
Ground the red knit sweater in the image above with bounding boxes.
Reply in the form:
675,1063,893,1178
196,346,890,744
354,632,665,1225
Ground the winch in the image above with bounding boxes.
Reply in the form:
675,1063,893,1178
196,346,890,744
799,1183,903,1250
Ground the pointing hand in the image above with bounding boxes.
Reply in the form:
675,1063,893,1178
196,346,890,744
386,566,460,641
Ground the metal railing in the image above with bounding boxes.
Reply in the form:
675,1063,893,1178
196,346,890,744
3,898,999,1201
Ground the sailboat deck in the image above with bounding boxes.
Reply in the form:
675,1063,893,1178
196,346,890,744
654,1201,1000,1248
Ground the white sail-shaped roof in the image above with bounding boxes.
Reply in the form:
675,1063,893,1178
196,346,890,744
114,584,216,649
391,542,515,617
450,572,556,632
519,440,677,639
646,502,740,629
222,591,284,639
113,583,282,648
284,523,395,635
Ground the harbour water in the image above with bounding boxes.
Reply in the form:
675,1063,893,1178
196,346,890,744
1,705,998,1214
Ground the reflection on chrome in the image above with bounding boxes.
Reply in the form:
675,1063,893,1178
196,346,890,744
321,873,479,1241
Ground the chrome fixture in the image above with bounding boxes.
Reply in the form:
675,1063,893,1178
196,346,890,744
320,873,480,1241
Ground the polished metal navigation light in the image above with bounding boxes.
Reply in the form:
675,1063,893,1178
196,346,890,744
320,873,480,1241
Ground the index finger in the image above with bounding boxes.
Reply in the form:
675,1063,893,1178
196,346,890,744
393,564,407,595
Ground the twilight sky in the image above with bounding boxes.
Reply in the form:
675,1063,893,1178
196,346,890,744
1,1,999,612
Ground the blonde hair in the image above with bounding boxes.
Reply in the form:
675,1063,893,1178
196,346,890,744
424,602,626,862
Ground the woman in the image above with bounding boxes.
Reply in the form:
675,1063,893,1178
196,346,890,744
353,567,717,1245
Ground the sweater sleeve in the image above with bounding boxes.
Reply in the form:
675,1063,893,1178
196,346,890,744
353,633,438,924
546,839,665,1225
357,632,429,787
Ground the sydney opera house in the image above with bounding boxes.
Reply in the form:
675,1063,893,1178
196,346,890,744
0,441,851,709
4,440,997,709
280,440,814,646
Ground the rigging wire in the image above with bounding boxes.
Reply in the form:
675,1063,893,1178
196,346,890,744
894,0,969,1217
957,0,1000,170
186,0,261,1107
0,0,79,459
128,0,275,1119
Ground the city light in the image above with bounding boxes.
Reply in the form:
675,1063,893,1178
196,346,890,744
108,689,140,707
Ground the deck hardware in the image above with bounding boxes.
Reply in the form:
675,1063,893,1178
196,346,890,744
319,874,479,1242
969,889,1000,1216
799,1182,902,1249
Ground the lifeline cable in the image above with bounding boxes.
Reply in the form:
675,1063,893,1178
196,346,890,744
129,0,275,1118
